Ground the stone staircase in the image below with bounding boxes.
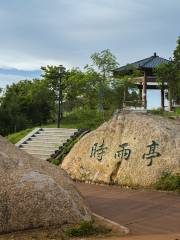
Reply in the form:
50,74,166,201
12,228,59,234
16,128,78,160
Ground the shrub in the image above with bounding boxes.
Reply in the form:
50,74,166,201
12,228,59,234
62,108,114,130
6,128,33,144
155,171,180,191
148,108,180,117
50,159,60,166
64,221,111,237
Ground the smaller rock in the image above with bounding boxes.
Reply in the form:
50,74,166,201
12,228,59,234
0,136,91,234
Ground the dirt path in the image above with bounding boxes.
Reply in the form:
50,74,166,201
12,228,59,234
76,182,180,239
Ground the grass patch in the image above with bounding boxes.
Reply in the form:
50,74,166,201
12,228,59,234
60,108,114,130
148,108,180,117
64,221,111,237
50,159,60,166
155,171,180,192
6,128,33,144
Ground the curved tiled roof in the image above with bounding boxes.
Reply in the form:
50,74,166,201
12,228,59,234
114,53,170,72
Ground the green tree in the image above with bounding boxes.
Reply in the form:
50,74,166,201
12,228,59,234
91,49,119,78
64,68,101,110
156,62,177,111
64,68,86,110
89,49,119,111
174,36,180,100
28,79,55,124
112,66,140,108
0,79,54,135
174,36,180,68
41,65,66,124
156,36,180,110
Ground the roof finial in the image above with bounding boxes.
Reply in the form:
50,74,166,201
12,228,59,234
154,52,157,57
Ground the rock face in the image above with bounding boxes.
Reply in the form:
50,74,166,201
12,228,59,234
62,112,180,187
0,136,91,233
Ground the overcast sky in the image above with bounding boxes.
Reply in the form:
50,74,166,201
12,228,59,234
0,0,179,107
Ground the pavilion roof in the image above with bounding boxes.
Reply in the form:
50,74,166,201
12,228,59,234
114,53,170,73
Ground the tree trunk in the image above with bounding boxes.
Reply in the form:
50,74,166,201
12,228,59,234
168,87,173,111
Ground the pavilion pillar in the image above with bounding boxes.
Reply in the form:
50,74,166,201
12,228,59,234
161,81,165,111
138,85,143,107
142,71,147,109
139,87,142,100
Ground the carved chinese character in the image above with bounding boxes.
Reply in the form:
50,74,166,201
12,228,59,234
142,140,161,166
114,143,131,161
110,143,131,183
90,139,108,161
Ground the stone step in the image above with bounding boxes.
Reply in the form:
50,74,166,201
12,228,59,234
29,139,68,147
39,132,76,136
20,144,57,150
32,135,71,139
17,128,79,161
29,138,68,143
39,130,74,133
35,133,73,138
29,139,68,145
40,130,76,134
23,148,55,155
42,128,77,131
29,153,50,160
27,140,65,146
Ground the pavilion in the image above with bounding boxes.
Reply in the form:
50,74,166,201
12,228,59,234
113,53,170,110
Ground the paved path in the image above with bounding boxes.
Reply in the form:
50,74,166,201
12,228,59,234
76,182,180,239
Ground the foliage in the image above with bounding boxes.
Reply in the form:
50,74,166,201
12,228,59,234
64,62,139,113
174,36,180,69
41,65,66,99
50,159,60,166
89,49,119,111
6,128,33,144
0,79,55,136
155,171,180,191
0,49,141,137
6,108,113,143
65,68,101,110
156,36,180,107
90,49,119,78
148,108,180,117
41,64,121,113
112,66,141,108
64,221,111,237
41,65,66,121
156,62,179,105
61,108,114,129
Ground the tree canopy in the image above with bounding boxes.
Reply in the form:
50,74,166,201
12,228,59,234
0,79,55,135
156,36,180,109
90,49,119,78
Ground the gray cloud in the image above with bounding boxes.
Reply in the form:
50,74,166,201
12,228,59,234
0,0,179,70
0,73,32,89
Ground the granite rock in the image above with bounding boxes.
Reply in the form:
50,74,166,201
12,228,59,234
62,112,180,186
0,136,91,233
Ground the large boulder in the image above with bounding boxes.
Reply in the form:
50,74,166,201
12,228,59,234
62,112,180,187
0,136,91,233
